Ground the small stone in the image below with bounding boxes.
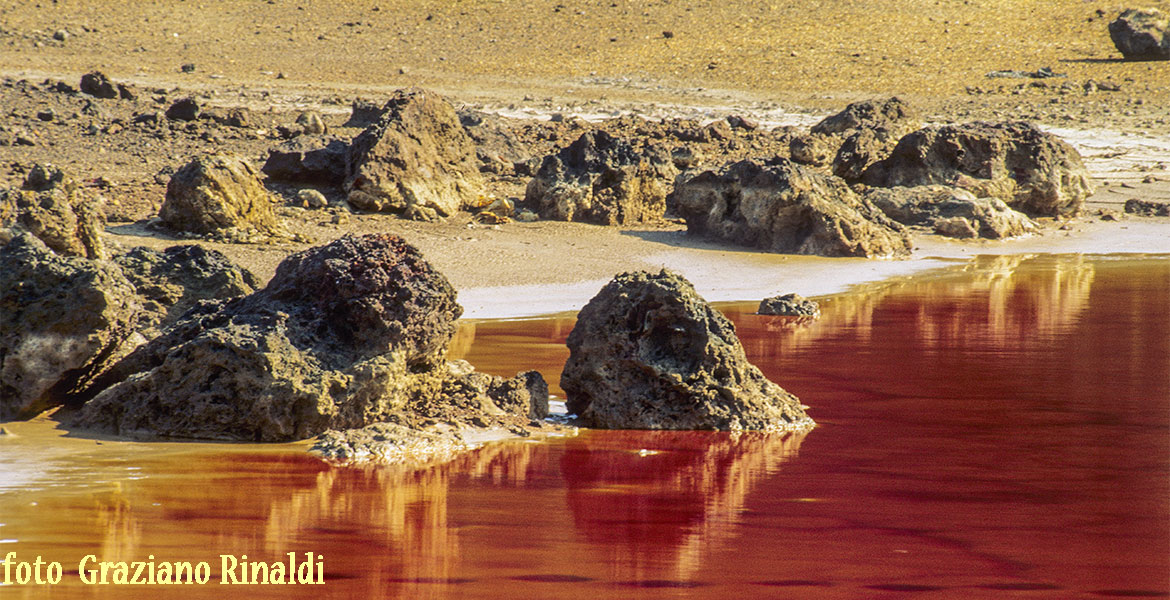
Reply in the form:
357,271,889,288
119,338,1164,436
297,188,328,208
36,109,55,122
758,293,821,318
53,29,69,42
295,110,326,135
180,63,196,73
79,71,118,99
165,97,200,121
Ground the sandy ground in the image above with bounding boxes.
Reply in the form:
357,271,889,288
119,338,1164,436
2,0,1168,319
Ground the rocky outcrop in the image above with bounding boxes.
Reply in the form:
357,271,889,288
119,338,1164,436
72,234,546,441
861,185,1038,239
1109,8,1169,60
345,89,484,219
0,232,141,420
262,138,347,185
561,270,811,431
159,153,284,239
862,121,1094,218
524,130,677,225
758,293,821,318
668,158,911,258
114,245,260,334
790,97,920,179
0,164,105,259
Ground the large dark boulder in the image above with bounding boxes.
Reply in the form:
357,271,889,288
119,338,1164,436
1109,8,1169,60
561,270,812,431
862,121,1094,218
114,245,260,334
0,232,141,420
159,153,285,239
72,234,543,441
524,130,677,225
345,89,484,219
0,164,105,259
668,158,911,258
861,185,1038,239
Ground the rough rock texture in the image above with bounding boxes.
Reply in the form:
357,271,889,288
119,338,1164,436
311,422,470,463
165,97,200,121
1109,8,1170,60
0,164,105,259
790,97,920,177
1124,198,1170,216
345,89,484,218
862,121,1094,217
524,130,677,224
159,153,283,237
72,234,545,441
262,138,347,185
114,245,260,334
0,232,141,420
561,270,812,431
861,185,1038,239
668,158,911,257
79,71,117,99
758,293,821,318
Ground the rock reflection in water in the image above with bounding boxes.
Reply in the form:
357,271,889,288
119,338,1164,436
734,254,1099,361
562,430,805,583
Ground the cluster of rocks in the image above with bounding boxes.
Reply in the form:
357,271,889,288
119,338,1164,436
4,182,816,452
0,165,267,420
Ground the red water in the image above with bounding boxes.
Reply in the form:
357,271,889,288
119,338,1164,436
1,254,1167,599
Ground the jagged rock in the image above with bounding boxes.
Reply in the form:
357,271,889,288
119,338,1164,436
668,158,911,257
861,185,1038,239
0,164,105,259
72,234,543,441
159,154,283,237
561,270,812,431
524,130,677,225
262,138,347,185
758,293,821,318
791,97,920,173
114,245,260,334
832,127,905,182
811,97,918,136
165,97,200,121
1109,8,1170,60
1124,198,1170,216
0,232,141,420
79,71,117,99
862,121,1094,217
345,89,484,217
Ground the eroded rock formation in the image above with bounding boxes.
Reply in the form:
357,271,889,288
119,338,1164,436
525,130,677,224
561,270,812,431
669,158,911,257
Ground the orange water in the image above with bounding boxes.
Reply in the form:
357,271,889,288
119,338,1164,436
1,254,1167,599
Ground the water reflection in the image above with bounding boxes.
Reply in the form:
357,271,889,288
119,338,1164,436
562,431,805,583
733,254,1100,360
2,255,1167,599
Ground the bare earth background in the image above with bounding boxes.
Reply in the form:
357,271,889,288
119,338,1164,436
1,0,1168,317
